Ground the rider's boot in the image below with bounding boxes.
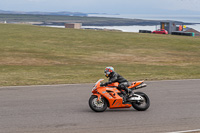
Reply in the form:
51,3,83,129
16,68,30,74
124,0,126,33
123,90,133,104
121,88,132,103
125,87,132,97
123,95,127,104
121,91,127,103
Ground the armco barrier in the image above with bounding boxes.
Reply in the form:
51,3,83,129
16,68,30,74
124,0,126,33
171,31,194,36
139,30,152,33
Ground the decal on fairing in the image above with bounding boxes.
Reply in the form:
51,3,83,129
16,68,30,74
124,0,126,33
112,100,116,105
114,102,121,107
104,93,113,99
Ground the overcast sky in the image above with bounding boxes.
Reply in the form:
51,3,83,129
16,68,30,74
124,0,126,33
0,0,200,14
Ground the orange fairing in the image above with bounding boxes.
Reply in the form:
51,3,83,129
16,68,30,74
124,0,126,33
98,87,131,108
92,80,131,109
128,80,144,89
107,82,119,87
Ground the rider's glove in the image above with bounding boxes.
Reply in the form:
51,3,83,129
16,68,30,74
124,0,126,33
101,82,108,86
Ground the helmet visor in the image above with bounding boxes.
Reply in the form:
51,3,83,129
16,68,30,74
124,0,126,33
104,70,110,77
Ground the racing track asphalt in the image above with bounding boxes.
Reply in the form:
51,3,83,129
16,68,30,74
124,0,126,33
0,79,200,133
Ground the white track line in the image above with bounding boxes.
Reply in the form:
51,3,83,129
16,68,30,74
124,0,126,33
167,129,200,133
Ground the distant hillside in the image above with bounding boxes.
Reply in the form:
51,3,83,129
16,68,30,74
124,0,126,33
0,10,87,16
0,14,195,26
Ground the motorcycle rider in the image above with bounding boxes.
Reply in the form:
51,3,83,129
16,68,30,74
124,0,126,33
101,66,132,100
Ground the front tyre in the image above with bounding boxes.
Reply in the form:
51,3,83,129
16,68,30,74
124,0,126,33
89,95,107,112
132,92,150,111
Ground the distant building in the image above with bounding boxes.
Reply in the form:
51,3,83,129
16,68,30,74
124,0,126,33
65,23,82,29
160,21,200,36
160,21,179,34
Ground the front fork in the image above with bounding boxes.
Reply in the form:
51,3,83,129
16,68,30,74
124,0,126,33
92,93,102,102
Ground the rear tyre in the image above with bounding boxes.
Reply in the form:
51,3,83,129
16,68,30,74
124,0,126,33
89,95,107,112
132,92,150,111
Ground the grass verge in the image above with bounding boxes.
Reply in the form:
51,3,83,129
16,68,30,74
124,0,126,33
0,23,200,86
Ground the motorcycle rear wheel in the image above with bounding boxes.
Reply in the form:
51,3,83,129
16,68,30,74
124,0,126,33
131,92,150,111
89,95,107,112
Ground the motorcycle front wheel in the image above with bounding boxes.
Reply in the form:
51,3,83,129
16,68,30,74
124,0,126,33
89,95,107,112
131,92,150,111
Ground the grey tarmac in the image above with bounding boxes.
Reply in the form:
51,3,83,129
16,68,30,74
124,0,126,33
0,79,200,133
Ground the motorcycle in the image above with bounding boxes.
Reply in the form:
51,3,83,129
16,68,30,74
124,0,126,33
89,79,150,112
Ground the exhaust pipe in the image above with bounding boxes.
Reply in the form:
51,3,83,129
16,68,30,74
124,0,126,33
134,83,147,90
128,94,144,101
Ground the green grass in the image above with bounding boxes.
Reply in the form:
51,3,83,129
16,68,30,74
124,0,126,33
0,23,200,86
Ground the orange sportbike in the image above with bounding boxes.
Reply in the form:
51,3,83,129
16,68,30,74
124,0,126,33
89,79,150,112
